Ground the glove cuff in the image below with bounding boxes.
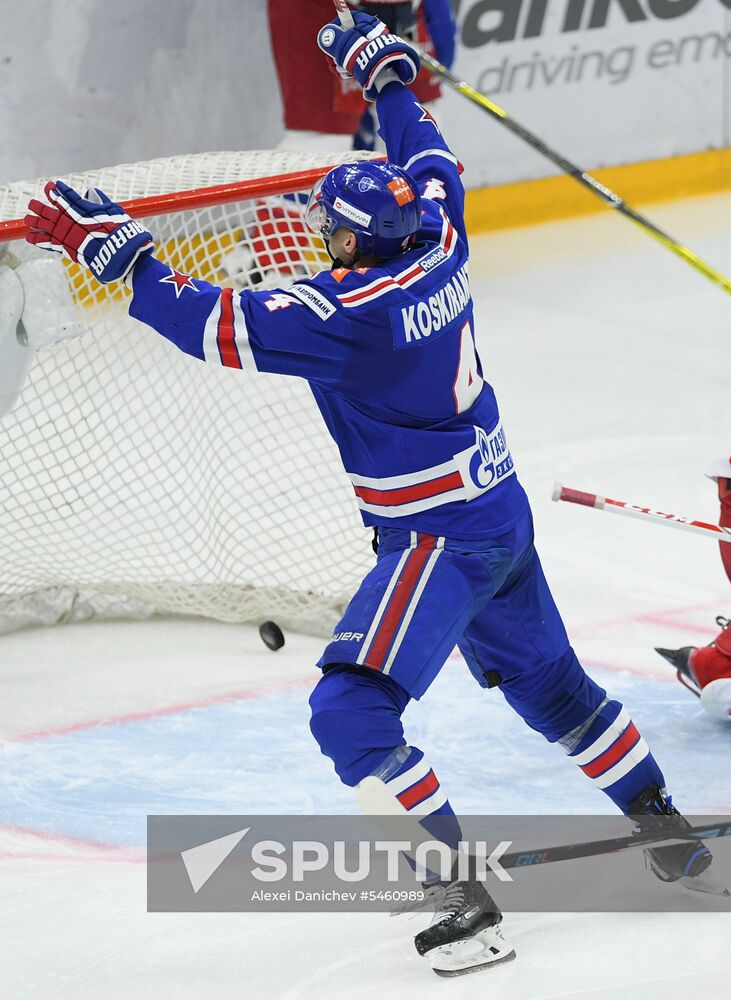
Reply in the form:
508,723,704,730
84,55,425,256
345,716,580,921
371,68,403,97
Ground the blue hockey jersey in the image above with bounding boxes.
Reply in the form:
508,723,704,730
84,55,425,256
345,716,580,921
129,83,529,539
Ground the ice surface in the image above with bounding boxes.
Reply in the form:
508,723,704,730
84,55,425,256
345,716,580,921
1,192,729,998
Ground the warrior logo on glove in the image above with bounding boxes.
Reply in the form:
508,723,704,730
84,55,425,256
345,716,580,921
25,180,154,284
317,11,420,102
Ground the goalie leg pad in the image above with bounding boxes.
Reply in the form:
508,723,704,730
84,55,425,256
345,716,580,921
700,678,731,721
0,265,34,419
15,256,86,350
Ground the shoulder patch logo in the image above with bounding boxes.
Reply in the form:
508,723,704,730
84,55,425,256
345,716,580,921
288,283,335,320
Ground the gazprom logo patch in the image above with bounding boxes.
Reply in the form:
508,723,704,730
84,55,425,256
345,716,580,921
468,425,513,493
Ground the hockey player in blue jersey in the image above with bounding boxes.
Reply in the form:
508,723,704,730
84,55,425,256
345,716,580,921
25,11,717,978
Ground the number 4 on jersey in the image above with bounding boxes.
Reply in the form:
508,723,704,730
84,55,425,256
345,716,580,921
453,322,482,413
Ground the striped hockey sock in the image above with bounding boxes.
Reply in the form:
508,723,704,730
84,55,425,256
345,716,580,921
562,700,666,814
360,745,462,852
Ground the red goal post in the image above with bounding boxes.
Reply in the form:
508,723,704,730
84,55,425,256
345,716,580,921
0,166,347,243
0,149,378,635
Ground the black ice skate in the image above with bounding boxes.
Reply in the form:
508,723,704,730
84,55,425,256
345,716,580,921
655,615,730,697
413,870,516,977
628,784,727,896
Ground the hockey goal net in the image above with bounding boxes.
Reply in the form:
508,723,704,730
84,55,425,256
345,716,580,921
0,150,378,635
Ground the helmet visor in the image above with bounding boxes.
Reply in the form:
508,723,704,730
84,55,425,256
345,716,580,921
304,177,337,239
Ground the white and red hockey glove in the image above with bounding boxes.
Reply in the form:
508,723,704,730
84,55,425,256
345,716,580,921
317,11,419,102
24,180,154,284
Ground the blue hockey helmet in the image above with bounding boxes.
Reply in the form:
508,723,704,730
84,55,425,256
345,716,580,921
305,160,421,260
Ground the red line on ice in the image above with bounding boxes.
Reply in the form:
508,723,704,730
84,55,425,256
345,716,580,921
3,676,316,744
0,822,145,861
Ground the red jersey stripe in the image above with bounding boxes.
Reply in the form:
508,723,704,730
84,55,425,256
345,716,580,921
217,287,242,369
397,769,439,810
365,534,437,670
396,265,423,285
339,277,395,305
354,471,463,507
581,722,641,778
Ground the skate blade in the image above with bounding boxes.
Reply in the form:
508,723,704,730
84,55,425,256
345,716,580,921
678,874,731,897
428,927,517,978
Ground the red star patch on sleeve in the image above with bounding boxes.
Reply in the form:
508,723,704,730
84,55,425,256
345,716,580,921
159,267,198,298
417,105,441,134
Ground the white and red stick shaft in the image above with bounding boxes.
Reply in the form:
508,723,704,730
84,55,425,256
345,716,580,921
332,0,355,28
552,483,731,545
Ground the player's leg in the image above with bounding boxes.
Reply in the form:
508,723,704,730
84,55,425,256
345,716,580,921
309,664,514,975
309,528,514,974
459,513,713,883
310,528,493,839
654,460,731,720
309,664,461,846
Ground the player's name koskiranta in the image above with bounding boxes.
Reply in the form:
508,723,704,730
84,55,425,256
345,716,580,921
250,889,359,903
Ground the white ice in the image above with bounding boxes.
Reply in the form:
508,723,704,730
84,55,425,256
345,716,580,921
1,192,730,999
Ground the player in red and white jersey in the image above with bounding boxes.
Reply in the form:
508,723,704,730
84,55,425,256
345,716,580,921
268,0,455,150
656,456,731,721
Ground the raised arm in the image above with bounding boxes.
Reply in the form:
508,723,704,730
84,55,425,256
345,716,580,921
129,255,351,384
376,82,465,241
316,10,465,239
23,180,351,386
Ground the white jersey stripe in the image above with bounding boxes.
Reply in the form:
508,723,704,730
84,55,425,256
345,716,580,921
355,490,467,519
383,539,444,675
201,295,223,365
230,291,257,372
349,455,461,491
403,148,460,174
336,222,459,308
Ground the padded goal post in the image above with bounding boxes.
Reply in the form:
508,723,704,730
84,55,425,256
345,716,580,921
0,150,379,635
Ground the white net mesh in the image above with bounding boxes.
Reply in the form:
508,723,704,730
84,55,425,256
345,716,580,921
0,150,378,635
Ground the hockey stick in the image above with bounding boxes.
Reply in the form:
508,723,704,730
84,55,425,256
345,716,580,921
332,1,731,296
332,0,355,28
553,483,731,545
359,777,731,879
498,819,731,875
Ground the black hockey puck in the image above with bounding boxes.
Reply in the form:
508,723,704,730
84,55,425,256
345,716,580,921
259,620,285,651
